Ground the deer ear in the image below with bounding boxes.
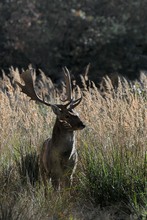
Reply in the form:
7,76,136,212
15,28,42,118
51,105,61,116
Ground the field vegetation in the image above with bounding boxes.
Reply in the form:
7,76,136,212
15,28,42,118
0,69,146,220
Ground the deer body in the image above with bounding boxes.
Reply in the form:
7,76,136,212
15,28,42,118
14,68,85,193
41,131,76,190
40,107,85,191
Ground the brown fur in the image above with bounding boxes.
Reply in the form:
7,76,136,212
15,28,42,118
40,107,85,194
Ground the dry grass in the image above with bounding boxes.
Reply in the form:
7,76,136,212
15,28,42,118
0,69,146,219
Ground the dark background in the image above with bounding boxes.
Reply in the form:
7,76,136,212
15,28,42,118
0,0,147,84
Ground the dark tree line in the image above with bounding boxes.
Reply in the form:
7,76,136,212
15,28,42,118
0,0,147,84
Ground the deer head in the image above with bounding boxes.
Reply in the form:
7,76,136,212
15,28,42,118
15,67,85,131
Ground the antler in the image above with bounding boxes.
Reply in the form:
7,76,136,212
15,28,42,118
62,67,83,109
14,68,82,109
15,69,51,107
61,67,73,102
70,95,82,109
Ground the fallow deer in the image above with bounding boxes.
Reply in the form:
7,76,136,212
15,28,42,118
14,68,85,193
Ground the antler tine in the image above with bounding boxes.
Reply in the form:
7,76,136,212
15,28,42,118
70,96,82,109
15,69,51,107
62,67,73,102
61,67,83,109
69,85,83,109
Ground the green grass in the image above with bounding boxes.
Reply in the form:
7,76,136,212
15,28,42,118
79,142,146,207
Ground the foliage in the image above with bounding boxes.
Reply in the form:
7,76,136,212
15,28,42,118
0,1,147,82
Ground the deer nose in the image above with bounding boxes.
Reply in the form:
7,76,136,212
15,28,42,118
78,122,86,129
82,124,86,129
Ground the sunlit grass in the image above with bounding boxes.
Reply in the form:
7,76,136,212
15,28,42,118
0,69,147,219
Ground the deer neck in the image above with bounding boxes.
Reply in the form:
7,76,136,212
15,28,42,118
52,118,75,148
